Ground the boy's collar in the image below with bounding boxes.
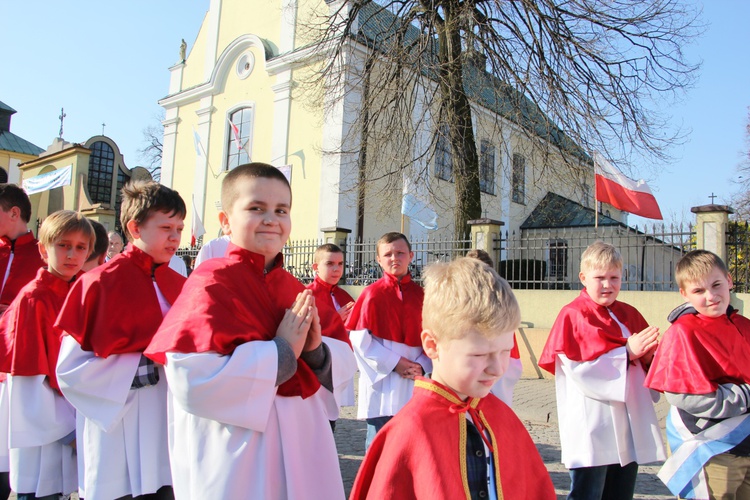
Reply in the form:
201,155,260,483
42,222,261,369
225,243,283,275
314,275,338,291
383,270,412,285
122,243,158,274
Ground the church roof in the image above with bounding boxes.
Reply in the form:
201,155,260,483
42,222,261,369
0,101,16,114
0,130,45,156
520,192,623,229
0,100,44,156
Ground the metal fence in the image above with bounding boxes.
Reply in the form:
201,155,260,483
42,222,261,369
500,224,695,291
177,224,698,290
727,221,750,293
281,235,473,285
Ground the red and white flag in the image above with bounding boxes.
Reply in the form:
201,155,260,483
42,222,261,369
191,198,206,247
228,119,243,151
594,152,662,220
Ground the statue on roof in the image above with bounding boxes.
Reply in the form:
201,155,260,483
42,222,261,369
179,39,187,62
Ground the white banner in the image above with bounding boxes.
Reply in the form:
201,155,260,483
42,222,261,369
22,165,73,195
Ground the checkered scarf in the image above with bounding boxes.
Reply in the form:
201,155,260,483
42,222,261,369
131,354,160,389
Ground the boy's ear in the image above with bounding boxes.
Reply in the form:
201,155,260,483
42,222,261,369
126,220,140,240
218,211,231,236
727,273,734,290
312,261,319,272
37,242,48,262
679,288,688,300
578,271,586,284
421,329,439,360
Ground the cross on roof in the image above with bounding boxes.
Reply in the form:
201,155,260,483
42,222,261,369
709,193,717,204
58,108,66,138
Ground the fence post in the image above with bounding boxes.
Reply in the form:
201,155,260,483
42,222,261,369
467,218,504,267
320,226,352,250
691,204,733,263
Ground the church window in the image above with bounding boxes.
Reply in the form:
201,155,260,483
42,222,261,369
435,124,453,181
87,141,115,205
226,107,253,170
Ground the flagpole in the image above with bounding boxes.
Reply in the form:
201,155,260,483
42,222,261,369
593,152,599,229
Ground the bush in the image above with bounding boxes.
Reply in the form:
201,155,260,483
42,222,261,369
499,259,546,289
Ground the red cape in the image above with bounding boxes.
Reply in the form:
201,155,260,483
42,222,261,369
350,377,555,500
538,290,648,374
145,244,351,399
345,272,423,347
55,244,185,357
307,276,354,312
645,310,750,394
0,231,45,307
0,268,73,392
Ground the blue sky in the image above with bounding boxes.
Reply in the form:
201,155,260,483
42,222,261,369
1,1,748,227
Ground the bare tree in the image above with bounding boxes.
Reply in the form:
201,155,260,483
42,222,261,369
732,107,750,219
138,113,164,182
301,0,701,238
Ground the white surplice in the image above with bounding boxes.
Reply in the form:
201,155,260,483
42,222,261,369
0,381,8,472
164,336,355,499
490,357,523,407
8,375,77,496
554,346,666,468
56,337,172,500
349,329,432,419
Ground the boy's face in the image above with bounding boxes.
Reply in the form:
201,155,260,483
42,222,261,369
108,232,124,257
376,239,413,278
219,177,291,265
313,251,344,285
127,211,185,264
680,267,733,318
39,230,90,282
580,265,621,307
0,206,20,238
423,328,514,401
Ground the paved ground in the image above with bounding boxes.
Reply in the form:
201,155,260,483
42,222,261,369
336,377,676,499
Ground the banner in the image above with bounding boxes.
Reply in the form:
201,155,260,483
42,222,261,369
22,165,73,195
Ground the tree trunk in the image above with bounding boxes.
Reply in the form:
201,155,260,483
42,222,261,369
437,4,481,240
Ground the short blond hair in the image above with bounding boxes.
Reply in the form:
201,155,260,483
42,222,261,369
675,250,729,289
376,232,411,254
422,257,520,340
580,241,622,274
38,210,96,257
314,243,344,264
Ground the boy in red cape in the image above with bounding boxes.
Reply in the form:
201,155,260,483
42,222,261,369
144,163,356,499
645,250,750,499
307,243,356,413
351,257,555,499
55,181,186,500
0,210,94,500
539,241,665,500
0,183,45,499
346,232,431,449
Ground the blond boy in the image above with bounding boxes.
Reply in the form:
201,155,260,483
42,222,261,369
352,257,555,499
646,250,750,499
145,162,356,499
346,232,431,448
56,181,187,500
539,241,665,500
0,211,94,499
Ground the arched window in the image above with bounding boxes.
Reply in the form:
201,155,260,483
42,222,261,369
87,141,115,204
226,107,253,170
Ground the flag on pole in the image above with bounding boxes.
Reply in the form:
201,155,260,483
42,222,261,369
401,174,438,230
594,152,663,220
228,119,243,151
193,128,204,157
191,198,206,247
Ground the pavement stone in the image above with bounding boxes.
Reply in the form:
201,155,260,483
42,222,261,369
335,377,676,499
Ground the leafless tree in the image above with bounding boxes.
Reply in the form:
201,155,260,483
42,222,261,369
732,107,750,219
301,0,701,238
137,113,164,182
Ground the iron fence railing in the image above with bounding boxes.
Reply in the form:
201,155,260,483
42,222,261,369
177,223,696,290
